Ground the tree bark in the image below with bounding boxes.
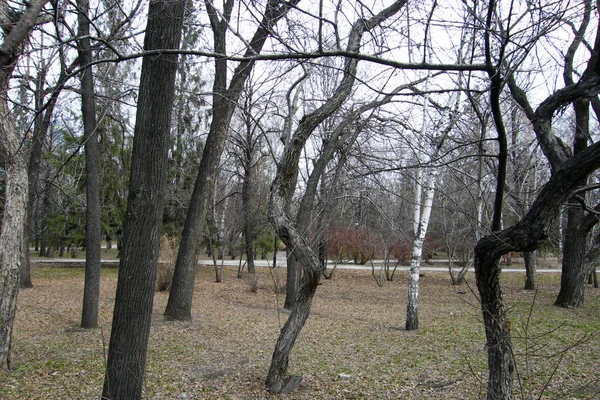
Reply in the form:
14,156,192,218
0,144,28,372
555,97,590,307
555,201,587,307
0,0,48,372
475,240,514,400
523,250,536,290
77,0,102,330
283,247,300,309
242,162,255,274
101,0,185,397
0,69,28,368
266,1,407,391
165,0,299,320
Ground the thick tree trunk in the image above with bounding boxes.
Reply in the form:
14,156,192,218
555,96,589,308
0,57,29,371
0,0,48,366
284,248,300,309
555,203,587,307
475,241,514,400
523,250,537,290
266,265,320,393
0,155,28,371
78,0,102,330
101,1,185,398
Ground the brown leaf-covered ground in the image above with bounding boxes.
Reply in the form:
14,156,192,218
1,263,599,399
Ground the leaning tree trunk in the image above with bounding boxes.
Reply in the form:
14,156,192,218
164,0,299,321
101,0,185,398
523,250,537,290
77,0,102,330
266,2,407,391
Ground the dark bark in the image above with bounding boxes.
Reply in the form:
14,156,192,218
555,96,590,307
283,249,300,309
241,121,255,274
523,251,536,290
475,244,514,400
165,0,299,320
77,0,102,330
479,13,600,396
266,1,407,391
475,141,600,400
101,0,185,398
555,201,587,307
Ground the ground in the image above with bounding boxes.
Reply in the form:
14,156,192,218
1,263,599,399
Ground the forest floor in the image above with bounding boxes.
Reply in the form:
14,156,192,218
1,263,599,399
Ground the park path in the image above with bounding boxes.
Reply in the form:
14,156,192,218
31,252,561,273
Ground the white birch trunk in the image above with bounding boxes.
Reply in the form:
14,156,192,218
406,169,436,330
405,79,460,330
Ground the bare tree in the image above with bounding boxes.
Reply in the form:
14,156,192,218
475,2,600,396
0,0,50,371
77,0,102,330
164,0,299,321
266,1,407,392
101,0,186,397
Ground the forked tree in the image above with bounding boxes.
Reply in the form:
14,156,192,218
266,0,408,392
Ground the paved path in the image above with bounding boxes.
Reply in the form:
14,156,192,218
31,256,561,273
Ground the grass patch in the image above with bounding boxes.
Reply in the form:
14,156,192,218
0,265,598,399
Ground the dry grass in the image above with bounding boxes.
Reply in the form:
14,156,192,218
1,265,599,399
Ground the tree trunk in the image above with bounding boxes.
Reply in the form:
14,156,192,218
266,191,322,393
101,0,185,398
242,166,255,274
475,241,514,400
78,0,102,330
284,248,300,309
165,0,299,320
406,169,436,330
0,153,28,371
555,204,587,307
523,250,537,290
555,95,589,308
0,0,48,369
266,2,407,390
0,63,27,373
266,264,320,393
